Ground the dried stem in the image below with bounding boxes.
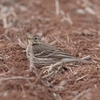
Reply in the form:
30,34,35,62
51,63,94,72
72,89,91,100
0,76,32,86
55,0,60,15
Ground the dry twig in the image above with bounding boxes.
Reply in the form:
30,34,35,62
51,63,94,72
53,93,63,100
72,88,91,100
0,76,32,86
76,74,88,81
55,0,60,15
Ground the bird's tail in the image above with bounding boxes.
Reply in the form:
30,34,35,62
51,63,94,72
77,59,92,64
62,58,93,64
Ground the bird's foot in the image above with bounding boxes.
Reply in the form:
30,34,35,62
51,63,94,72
43,64,54,74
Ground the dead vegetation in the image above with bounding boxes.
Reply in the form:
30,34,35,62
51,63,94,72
0,0,100,100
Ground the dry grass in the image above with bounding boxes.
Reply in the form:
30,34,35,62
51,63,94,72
0,0,100,100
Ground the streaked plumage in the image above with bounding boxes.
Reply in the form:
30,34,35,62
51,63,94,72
26,35,90,65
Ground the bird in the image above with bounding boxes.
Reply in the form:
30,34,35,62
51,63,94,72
26,34,91,66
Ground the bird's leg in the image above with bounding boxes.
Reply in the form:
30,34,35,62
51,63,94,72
43,64,54,74
43,58,76,74
55,64,63,74
47,64,54,73
43,61,63,74
55,63,68,74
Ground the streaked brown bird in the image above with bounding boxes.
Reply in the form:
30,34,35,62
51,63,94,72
26,35,91,66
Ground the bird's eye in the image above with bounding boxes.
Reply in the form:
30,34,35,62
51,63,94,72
34,37,37,40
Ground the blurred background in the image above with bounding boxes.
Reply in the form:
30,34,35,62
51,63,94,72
0,0,100,100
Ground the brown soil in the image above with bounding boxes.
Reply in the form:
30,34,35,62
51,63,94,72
0,0,100,100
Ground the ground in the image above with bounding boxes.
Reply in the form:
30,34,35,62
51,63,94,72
0,0,100,100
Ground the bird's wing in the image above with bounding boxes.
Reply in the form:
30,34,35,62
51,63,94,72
33,43,76,59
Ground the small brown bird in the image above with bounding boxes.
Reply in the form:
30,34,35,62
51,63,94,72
26,35,91,66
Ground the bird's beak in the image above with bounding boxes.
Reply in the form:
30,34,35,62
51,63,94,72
27,37,33,41
27,37,33,44
27,37,31,40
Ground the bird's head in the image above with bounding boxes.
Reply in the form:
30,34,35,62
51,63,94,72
27,35,42,45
